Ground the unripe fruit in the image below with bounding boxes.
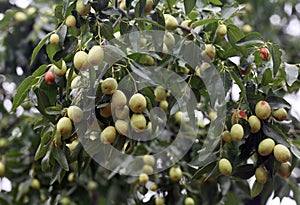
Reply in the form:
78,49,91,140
181,19,192,28
144,0,153,13
278,162,291,178
14,11,27,22
73,51,88,71
66,69,77,80
100,126,117,144
114,105,130,119
67,140,78,153
273,144,291,163
272,108,287,121
45,71,55,84
154,86,166,102
164,14,178,30
255,165,268,184
111,90,127,108
202,44,216,60
76,0,91,16
88,45,104,66
129,93,147,113
101,78,118,94
258,138,275,156
143,154,155,166
160,100,168,111
0,162,5,177
163,32,175,49
231,109,247,125
50,33,59,46
217,24,227,37
87,180,98,191
209,110,217,121
242,24,252,33
155,197,165,205
259,47,270,61
174,111,184,123
184,197,195,205
67,105,84,123
255,101,271,120
230,124,244,141
119,0,126,10
60,197,71,205
131,114,147,132
221,130,231,142
53,60,67,76
139,173,149,184
100,104,112,118
68,172,75,183
57,117,72,136
218,158,232,176
169,166,183,181
149,183,158,191
30,179,40,189
115,120,129,136
248,115,261,133
142,165,154,175
71,76,81,89
65,15,76,28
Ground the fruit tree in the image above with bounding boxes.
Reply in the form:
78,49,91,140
0,0,300,205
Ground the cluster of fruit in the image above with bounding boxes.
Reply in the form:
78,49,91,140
219,100,291,183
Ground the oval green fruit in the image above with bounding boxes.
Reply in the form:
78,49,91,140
273,144,291,163
130,113,147,132
129,93,147,113
100,126,117,144
73,51,88,71
255,165,268,184
67,105,83,123
258,138,275,156
88,45,104,66
248,115,261,133
169,166,183,181
218,158,232,176
164,14,178,30
255,101,271,120
101,78,118,94
184,197,195,205
57,117,72,136
272,108,287,121
230,124,244,141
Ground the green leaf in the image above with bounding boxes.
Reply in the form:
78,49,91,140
229,70,247,101
262,68,272,86
232,164,255,179
51,146,69,171
32,64,49,77
284,63,299,86
41,150,51,171
289,180,300,204
11,76,39,111
266,96,291,109
193,19,219,27
269,43,282,75
192,161,217,180
208,0,222,6
236,32,264,46
291,145,300,160
262,122,290,147
184,0,196,15
30,32,53,66
34,130,52,160
227,24,246,55
251,180,264,198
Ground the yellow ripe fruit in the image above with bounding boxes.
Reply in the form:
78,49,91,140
114,105,130,119
76,0,91,16
73,51,88,71
218,158,232,176
169,166,183,181
30,179,40,189
163,32,175,49
258,138,275,156
230,124,244,141
0,162,5,177
144,0,153,13
88,45,104,66
129,93,147,113
100,126,117,144
15,11,27,22
111,90,127,108
57,117,72,136
273,144,291,163
131,114,147,132
248,115,261,133
255,101,271,120
272,108,287,121
160,100,168,111
115,120,129,136
66,15,76,28
217,24,227,37
100,104,112,118
164,14,178,30
139,173,149,184
221,130,232,142
184,197,195,205
101,77,118,94
50,33,59,46
202,44,216,60
155,197,165,205
278,162,291,178
143,154,155,166
255,165,268,184
53,60,67,76
142,165,154,175
67,105,84,123
154,86,166,102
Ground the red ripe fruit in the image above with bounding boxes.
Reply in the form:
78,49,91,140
259,47,270,61
45,71,55,84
